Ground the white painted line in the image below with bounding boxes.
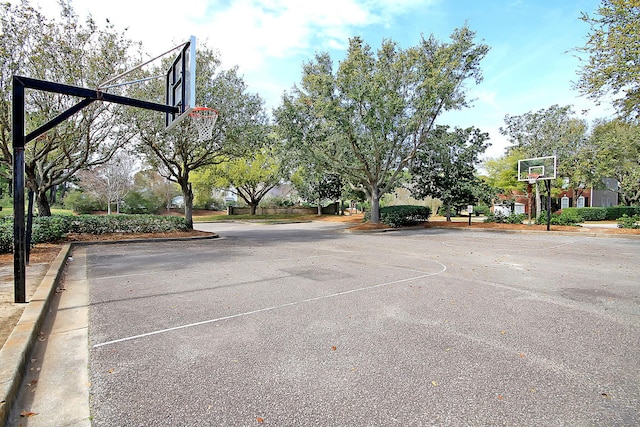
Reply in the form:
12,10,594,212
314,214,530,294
93,260,447,348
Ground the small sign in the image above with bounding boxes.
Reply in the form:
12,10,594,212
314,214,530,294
467,205,473,214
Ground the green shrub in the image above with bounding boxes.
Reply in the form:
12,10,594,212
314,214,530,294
604,206,640,220
122,191,165,214
0,218,12,253
31,215,74,243
564,207,607,221
484,212,526,224
0,214,190,254
617,214,640,229
536,210,582,226
365,205,431,227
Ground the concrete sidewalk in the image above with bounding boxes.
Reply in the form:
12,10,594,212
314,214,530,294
0,245,71,427
5,248,90,427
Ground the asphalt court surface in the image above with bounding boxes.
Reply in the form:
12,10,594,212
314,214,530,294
86,222,639,426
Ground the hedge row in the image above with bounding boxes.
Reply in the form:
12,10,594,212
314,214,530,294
484,212,526,224
536,210,582,226
0,214,189,254
365,205,431,227
563,206,640,221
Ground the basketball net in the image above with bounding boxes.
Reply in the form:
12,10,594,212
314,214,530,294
189,107,219,141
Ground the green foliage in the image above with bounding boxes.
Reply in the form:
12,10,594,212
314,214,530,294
0,2,140,216
563,207,607,221
536,210,582,226
0,214,189,253
291,168,342,205
364,205,431,227
483,149,525,194
200,147,285,214
473,205,490,216
617,214,640,228
262,196,295,207
121,191,165,214
604,205,640,220
275,26,489,223
0,218,13,254
484,212,526,224
437,205,458,217
63,190,106,214
576,0,640,118
585,119,640,205
411,126,490,214
30,215,74,243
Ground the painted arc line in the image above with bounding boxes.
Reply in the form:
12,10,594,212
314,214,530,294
93,260,448,349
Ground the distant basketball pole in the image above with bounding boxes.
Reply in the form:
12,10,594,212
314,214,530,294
518,155,557,232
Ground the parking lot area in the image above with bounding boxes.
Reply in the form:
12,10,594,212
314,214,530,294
85,222,639,426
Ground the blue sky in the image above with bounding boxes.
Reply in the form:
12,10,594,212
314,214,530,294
32,0,614,158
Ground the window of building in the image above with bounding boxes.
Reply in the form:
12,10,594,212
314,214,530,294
561,196,569,209
577,196,585,208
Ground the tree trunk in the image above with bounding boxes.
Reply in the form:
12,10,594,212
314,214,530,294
317,197,322,215
183,183,194,229
49,185,57,205
445,202,452,222
36,190,52,216
250,203,257,215
107,201,112,215
369,187,380,223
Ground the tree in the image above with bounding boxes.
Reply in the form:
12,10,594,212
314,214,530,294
198,146,284,215
291,169,342,215
275,26,489,223
131,47,268,228
76,151,135,214
500,105,588,213
576,0,640,119
0,1,140,215
483,149,523,194
118,169,179,214
410,126,490,221
583,119,640,205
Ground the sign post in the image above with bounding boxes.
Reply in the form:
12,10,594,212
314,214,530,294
467,205,473,226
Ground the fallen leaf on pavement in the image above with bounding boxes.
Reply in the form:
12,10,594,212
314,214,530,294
20,411,38,417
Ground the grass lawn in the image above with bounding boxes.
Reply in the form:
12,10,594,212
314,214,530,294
0,206,74,218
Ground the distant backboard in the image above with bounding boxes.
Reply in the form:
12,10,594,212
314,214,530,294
517,156,557,181
165,36,196,130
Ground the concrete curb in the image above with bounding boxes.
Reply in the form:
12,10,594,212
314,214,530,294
67,233,218,246
0,244,72,427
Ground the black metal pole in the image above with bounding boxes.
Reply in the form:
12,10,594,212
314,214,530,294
26,190,34,264
12,77,26,303
546,180,551,231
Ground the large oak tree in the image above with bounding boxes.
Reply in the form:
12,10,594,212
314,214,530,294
0,0,140,215
275,26,488,223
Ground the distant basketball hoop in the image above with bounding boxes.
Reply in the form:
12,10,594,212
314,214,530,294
189,107,219,141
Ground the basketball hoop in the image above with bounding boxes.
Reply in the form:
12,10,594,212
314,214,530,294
189,107,219,141
527,173,540,184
